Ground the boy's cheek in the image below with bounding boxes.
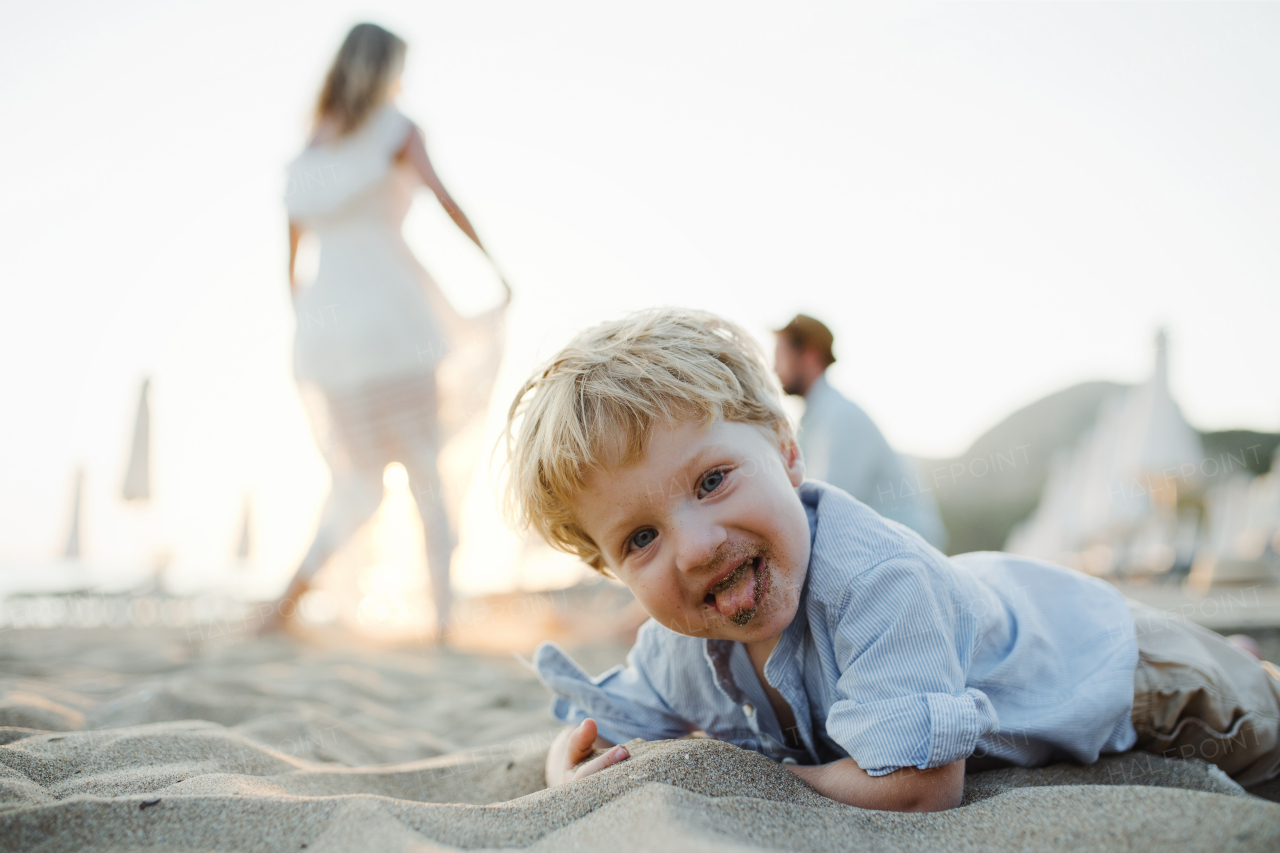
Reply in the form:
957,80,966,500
620,572,725,639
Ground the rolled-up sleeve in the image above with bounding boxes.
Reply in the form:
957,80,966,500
825,557,999,775
532,622,692,745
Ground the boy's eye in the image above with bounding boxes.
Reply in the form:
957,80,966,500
629,528,657,551
699,470,725,496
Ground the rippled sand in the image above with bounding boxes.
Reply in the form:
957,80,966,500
2,627,1278,852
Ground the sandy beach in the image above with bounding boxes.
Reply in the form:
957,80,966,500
3,623,1279,852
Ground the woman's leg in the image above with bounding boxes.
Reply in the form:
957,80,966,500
394,374,454,639
276,375,456,637
404,452,453,639
296,467,385,579
263,467,384,631
264,386,387,631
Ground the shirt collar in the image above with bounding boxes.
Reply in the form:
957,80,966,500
799,374,832,431
804,373,831,403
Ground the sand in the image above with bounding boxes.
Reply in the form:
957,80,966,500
2,626,1279,852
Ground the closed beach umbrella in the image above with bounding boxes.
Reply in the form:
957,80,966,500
63,466,84,559
235,494,252,561
122,378,151,502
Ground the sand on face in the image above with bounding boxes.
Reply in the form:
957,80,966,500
2,627,1279,852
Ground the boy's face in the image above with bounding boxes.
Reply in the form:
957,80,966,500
572,419,811,647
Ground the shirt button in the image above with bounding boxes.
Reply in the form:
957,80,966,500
742,703,755,717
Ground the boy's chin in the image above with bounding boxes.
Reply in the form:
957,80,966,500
713,610,792,644
683,597,800,644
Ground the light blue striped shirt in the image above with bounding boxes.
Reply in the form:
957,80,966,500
534,480,1138,776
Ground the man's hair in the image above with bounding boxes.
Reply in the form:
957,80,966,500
504,307,792,571
776,314,836,368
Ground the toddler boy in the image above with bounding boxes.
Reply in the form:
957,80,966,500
505,308,1280,811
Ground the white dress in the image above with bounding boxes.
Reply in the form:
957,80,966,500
283,104,501,633
287,104,450,391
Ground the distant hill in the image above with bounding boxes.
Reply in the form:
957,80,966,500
917,383,1280,555
914,381,1124,555
1199,430,1278,478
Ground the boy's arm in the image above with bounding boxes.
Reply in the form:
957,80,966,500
785,758,965,812
821,559,999,798
545,718,630,788
534,628,696,747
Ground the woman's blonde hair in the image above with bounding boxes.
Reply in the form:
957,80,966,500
314,23,407,137
504,308,792,571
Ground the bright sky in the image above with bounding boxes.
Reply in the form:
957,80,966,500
2,1,1277,597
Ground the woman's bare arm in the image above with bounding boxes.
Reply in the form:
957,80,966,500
288,221,303,296
396,126,511,301
398,126,485,248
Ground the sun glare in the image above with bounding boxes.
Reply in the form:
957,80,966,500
382,462,409,492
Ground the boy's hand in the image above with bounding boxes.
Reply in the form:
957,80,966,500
545,719,630,787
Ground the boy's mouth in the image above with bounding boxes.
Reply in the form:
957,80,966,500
703,555,768,626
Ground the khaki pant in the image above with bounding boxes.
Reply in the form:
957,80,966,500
1129,600,1280,787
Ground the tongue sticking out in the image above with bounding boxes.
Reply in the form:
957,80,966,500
713,560,759,624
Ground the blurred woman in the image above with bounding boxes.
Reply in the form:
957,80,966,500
272,23,508,636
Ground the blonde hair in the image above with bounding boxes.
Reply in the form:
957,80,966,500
505,308,792,571
314,23,407,137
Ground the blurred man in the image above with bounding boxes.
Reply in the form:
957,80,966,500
774,314,947,549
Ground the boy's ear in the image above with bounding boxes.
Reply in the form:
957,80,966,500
780,433,805,487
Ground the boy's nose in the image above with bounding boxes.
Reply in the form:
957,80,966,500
671,513,727,576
